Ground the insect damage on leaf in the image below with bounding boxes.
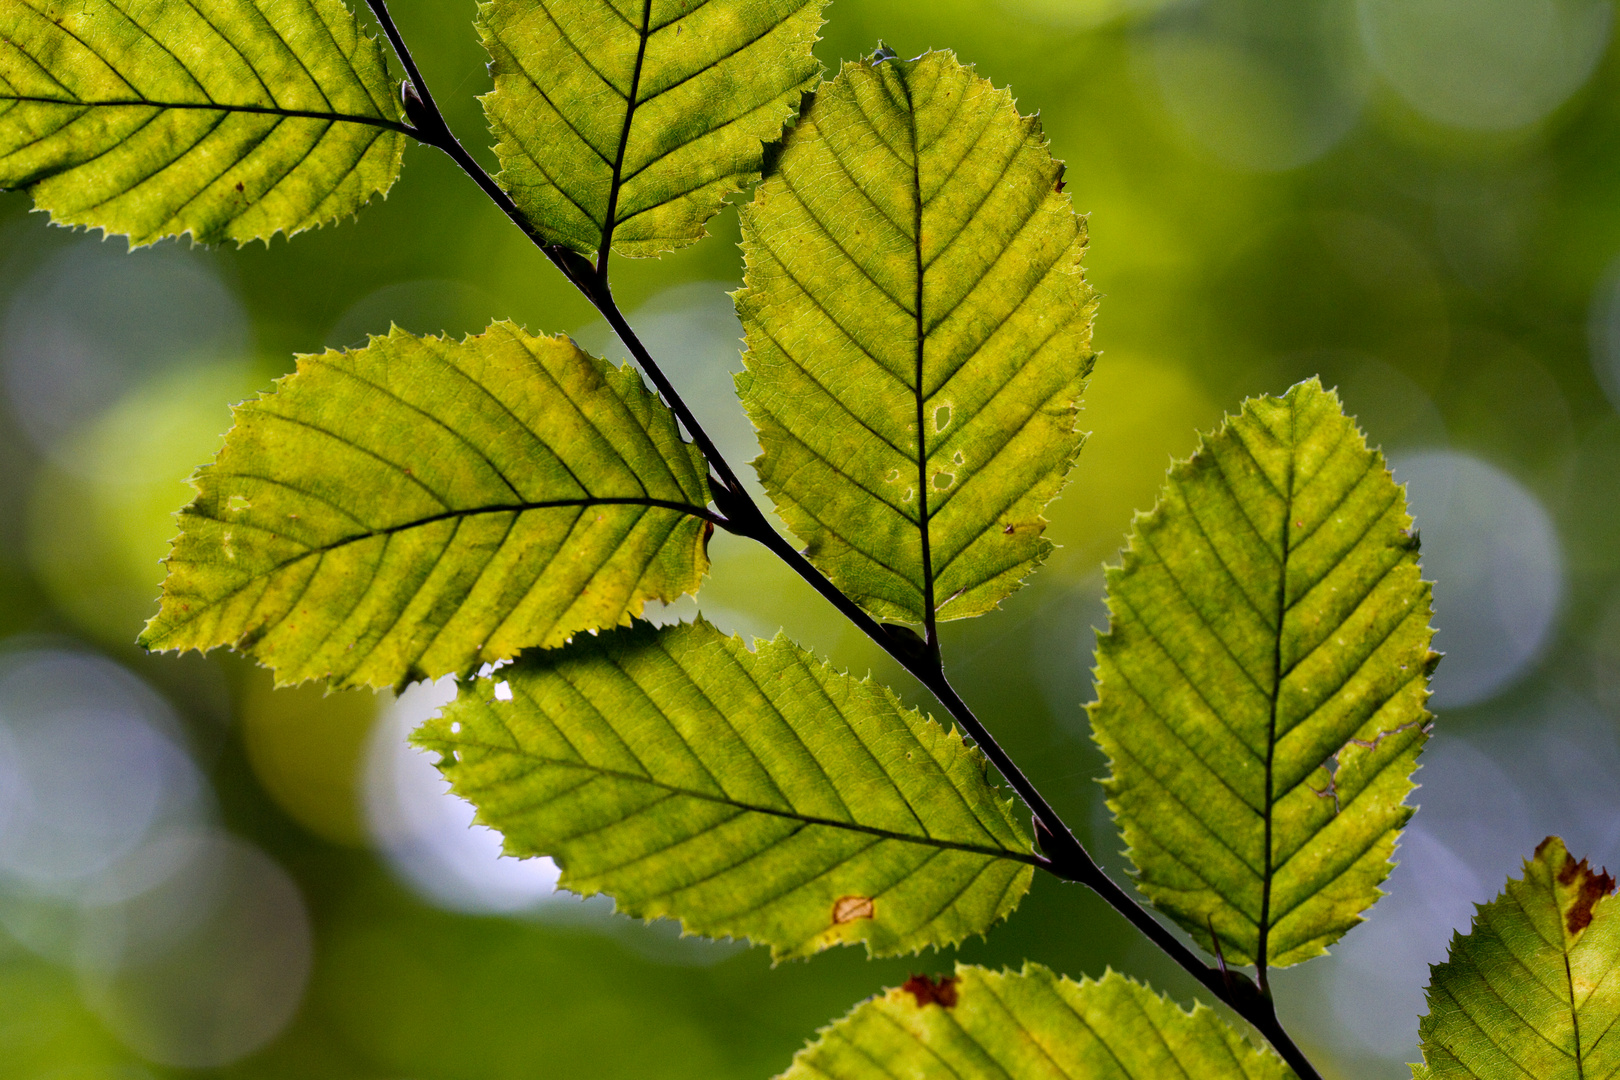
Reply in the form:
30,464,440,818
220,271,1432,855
419,619,1036,961
1414,836,1620,1079
900,974,958,1008
1090,378,1436,973
780,966,1293,1080
736,48,1095,628
1541,835,1616,934
832,896,876,925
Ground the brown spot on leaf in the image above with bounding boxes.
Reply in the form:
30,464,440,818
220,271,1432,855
901,974,958,1009
235,181,245,192
1541,838,1617,935
1561,854,1616,935
832,895,874,924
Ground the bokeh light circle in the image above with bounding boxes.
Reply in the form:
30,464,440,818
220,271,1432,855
0,241,247,462
76,831,312,1069
1391,451,1562,707
1326,824,1485,1056
365,678,561,914
1586,251,1620,413
1144,0,1369,172
1359,0,1612,131
0,648,201,895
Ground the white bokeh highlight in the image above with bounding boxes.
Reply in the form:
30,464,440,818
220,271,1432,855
0,242,247,462
1392,450,1562,707
1286,690,1620,1066
0,648,202,897
365,677,562,914
0,644,311,1067
76,830,312,1069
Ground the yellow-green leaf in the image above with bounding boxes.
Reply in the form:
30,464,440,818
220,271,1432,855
735,50,1096,627
140,323,711,690
0,0,406,246
479,0,825,260
1414,837,1620,1079
781,964,1294,1080
416,618,1036,960
1090,378,1436,971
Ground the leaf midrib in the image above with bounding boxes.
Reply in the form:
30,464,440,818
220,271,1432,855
0,92,411,134
451,733,1040,865
898,65,937,636
156,495,711,633
595,0,653,265
1256,401,1298,981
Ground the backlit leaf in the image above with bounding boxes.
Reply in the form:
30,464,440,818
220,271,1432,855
735,49,1095,627
479,0,826,259
140,323,711,690
416,618,1035,960
0,0,406,246
1090,378,1435,970
780,964,1294,1080
1413,837,1619,1079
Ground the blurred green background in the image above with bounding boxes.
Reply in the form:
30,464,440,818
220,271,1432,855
4,0,1620,1076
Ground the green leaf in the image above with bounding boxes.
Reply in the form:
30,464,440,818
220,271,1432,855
735,49,1095,628
0,0,406,246
1414,836,1619,1079
479,0,826,260
1089,377,1436,970
139,323,711,690
415,618,1035,960
780,963,1295,1080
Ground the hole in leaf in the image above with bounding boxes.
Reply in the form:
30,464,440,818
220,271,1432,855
932,404,952,432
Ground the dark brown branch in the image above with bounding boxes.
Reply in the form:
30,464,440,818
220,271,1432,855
363,0,753,510
359,5,1324,1076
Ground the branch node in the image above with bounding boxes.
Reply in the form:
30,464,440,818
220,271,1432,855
399,78,430,130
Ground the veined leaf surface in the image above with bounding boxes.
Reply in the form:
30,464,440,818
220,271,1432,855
416,618,1035,960
736,50,1095,627
1413,837,1619,1080
1090,378,1435,970
479,0,825,260
140,323,711,690
0,0,406,246
780,964,1294,1080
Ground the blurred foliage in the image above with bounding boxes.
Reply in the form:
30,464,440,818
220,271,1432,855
3,0,1620,1077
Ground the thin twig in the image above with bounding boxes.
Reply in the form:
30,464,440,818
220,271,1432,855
363,0,752,506
360,6,1323,1076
